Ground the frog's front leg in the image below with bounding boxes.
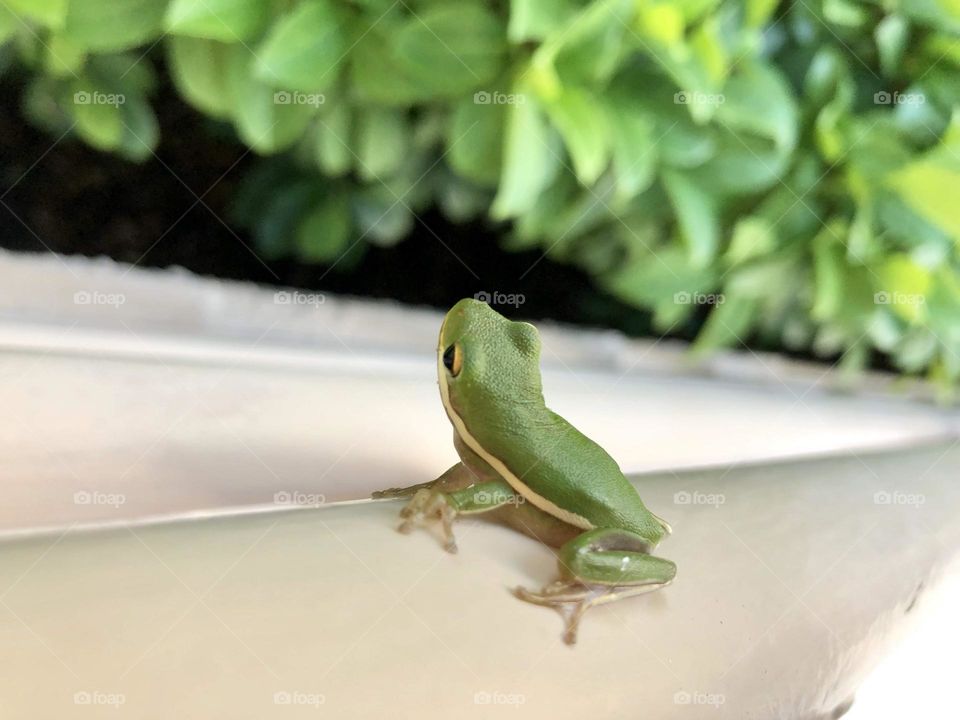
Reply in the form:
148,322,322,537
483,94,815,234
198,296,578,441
397,478,519,554
372,462,479,500
515,527,676,645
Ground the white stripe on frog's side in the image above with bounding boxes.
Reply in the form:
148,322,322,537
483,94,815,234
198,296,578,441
437,339,594,531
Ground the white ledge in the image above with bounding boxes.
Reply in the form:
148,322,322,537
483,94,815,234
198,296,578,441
0,441,958,718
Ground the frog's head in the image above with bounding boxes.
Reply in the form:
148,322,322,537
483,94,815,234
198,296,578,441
437,298,543,426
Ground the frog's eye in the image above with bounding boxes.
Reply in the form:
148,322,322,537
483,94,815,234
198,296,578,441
442,344,462,376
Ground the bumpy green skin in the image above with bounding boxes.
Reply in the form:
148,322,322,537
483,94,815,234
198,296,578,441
440,298,666,545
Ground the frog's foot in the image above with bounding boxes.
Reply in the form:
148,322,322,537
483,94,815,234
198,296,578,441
515,527,677,645
514,580,672,645
398,489,459,553
513,580,610,645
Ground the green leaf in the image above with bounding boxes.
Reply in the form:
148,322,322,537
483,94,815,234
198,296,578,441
696,132,792,195
811,230,845,321
353,186,413,246
606,99,656,200
115,94,159,161
745,0,779,28
67,80,123,151
633,1,684,46
89,53,155,95
225,46,314,153
437,173,490,222
897,0,960,34
508,0,575,42
44,33,85,77
610,69,716,168
6,0,67,29
823,0,868,27
392,4,505,97
255,0,346,92
313,104,352,176
876,191,951,256
895,329,937,373
491,95,561,219
877,253,932,322
662,169,720,267
804,47,845,106
350,21,426,105
447,97,504,186
22,77,72,135
887,156,960,242
875,14,908,78
693,296,758,352
674,0,722,23
689,16,729,87
0,5,18,44
601,243,716,324
725,216,774,265
355,108,408,181
543,87,610,185
167,37,233,118
165,0,268,41
65,0,165,51
511,173,577,246
296,193,352,263
716,62,797,152
550,0,634,85
539,176,620,251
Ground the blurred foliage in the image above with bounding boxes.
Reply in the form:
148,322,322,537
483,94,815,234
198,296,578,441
4,0,960,391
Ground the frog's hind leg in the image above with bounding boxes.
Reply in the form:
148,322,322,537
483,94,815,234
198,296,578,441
514,527,676,645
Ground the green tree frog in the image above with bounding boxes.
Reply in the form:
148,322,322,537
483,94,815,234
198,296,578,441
374,298,675,644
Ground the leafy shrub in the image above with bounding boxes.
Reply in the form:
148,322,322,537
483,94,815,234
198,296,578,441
4,0,960,390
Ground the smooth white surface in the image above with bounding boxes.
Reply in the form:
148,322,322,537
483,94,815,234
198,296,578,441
0,441,957,719
846,568,960,719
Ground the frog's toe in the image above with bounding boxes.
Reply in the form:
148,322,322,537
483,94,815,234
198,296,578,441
396,489,459,552
513,580,591,605
513,582,613,646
